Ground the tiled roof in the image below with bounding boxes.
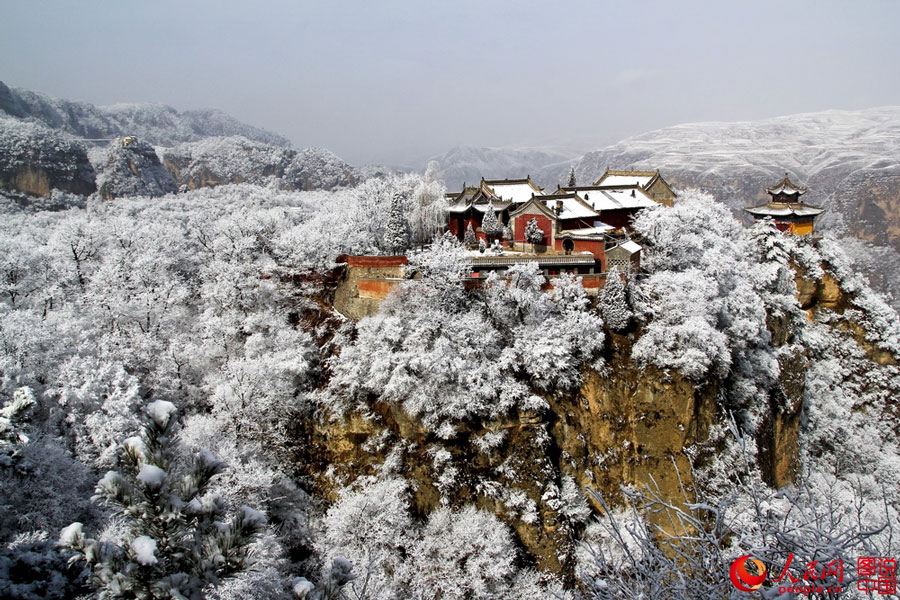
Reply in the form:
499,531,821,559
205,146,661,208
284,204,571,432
744,202,823,218
766,173,807,196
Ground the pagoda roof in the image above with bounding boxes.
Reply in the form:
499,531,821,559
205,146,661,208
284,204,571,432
766,173,807,196
447,197,512,214
448,182,511,213
744,202,824,218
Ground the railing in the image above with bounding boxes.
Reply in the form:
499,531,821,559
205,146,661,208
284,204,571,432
469,254,597,267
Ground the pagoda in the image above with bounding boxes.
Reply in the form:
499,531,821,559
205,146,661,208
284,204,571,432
744,173,824,235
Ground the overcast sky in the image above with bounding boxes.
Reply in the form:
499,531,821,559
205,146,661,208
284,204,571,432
2,1,899,166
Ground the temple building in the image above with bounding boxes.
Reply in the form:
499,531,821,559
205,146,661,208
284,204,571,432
441,170,682,283
446,177,543,240
744,174,824,235
593,168,676,207
555,184,660,230
508,193,610,255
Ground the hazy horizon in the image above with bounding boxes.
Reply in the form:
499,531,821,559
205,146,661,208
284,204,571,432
3,1,899,167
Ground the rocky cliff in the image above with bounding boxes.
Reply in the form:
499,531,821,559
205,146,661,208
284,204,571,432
288,227,900,584
96,138,178,200
0,117,96,198
0,80,291,147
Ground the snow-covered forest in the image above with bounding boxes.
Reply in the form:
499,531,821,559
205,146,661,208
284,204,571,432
1,161,899,599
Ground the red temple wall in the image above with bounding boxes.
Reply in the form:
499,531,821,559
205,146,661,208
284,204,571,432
513,214,553,243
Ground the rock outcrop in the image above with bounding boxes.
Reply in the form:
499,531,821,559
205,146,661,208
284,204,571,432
0,118,96,197
0,80,291,147
96,138,177,200
161,137,360,192
303,327,723,581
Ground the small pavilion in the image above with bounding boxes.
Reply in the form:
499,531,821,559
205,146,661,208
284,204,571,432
744,174,824,235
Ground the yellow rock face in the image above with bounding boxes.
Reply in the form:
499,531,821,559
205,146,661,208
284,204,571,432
308,332,727,580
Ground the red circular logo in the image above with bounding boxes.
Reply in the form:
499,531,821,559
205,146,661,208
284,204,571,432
730,555,767,592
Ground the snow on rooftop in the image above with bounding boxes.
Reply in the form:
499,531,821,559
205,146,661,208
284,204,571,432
486,182,541,204
551,196,599,220
586,188,657,211
615,240,642,253
745,203,824,217
560,225,613,236
596,174,654,188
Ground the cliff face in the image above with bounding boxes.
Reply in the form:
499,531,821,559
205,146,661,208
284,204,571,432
0,118,96,197
96,139,178,200
297,252,895,580
305,328,725,580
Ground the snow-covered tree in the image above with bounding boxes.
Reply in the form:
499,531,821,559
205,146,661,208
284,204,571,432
384,193,409,255
325,257,604,432
0,387,35,467
317,475,568,600
463,222,476,248
567,166,576,187
480,201,500,239
630,190,780,416
597,267,631,331
408,161,448,247
525,218,544,245
61,401,266,599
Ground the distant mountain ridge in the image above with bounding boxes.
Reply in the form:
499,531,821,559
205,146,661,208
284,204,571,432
430,145,576,190
537,107,900,251
0,82,377,199
0,80,290,147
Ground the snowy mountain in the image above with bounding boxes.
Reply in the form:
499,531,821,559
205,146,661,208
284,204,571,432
538,107,900,247
0,83,385,199
430,145,575,190
161,137,365,192
0,81,290,147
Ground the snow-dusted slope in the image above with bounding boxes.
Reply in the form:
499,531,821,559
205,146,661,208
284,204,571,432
161,137,362,191
0,81,290,147
539,107,900,249
431,146,575,190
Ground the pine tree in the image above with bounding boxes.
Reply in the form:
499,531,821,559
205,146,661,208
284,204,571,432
60,401,266,600
567,166,577,187
598,266,632,331
463,222,477,248
525,218,545,245
480,201,500,239
385,193,409,255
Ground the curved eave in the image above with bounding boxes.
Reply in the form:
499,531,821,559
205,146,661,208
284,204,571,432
744,206,824,218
